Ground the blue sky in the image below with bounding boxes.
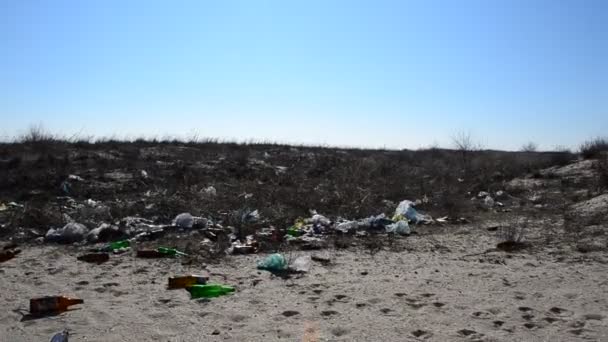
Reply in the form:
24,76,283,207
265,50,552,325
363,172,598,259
1,0,606,150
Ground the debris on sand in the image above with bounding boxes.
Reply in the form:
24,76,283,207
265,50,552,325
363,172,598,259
187,284,235,299
168,275,209,289
289,255,312,273
50,329,69,342
257,253,288,273
45,223,88,244
393,200,433,224
30,296,83,315
0,248,21,263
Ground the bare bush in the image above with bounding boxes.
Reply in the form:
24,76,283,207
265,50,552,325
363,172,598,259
496,218,528,251
18,124,55,144
520,142,538,152
580,137,608,159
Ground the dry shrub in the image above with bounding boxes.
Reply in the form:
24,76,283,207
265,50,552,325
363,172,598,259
496,218,528,251
580,137,608,159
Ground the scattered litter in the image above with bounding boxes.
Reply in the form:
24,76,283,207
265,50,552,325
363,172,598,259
289,255,312,273
0,249,21,263
242,209,260,223
86,223,123,243
229,235,258,254
141,170,149,179
168,275,209,289
45,223,88,244
85,199,98,207
257,253,287,272
173,213,195,228
0,203,7,211
100,239,130,253
77,252,109,264
201,186,217,197
483,196,495,208
8,202,24,208
30,296,83,315
394,200,433,224
477,191,489,198
135,247,187,258
335,221,359,234
386,220,411,235
173,213,208,229
50,330,69,342
159,247,188,256
187,284,235,299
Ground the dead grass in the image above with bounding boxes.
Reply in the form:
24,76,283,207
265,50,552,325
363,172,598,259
0,133,579,239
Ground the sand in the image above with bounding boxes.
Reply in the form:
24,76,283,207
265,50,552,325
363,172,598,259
1,227,607,342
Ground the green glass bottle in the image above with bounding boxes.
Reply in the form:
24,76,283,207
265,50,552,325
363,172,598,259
101,239,130,252
187,284,235,299
157,247,188,257
110,240,130,249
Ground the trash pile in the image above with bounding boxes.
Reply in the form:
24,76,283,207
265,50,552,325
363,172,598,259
0,245,21,263
38,199,439,256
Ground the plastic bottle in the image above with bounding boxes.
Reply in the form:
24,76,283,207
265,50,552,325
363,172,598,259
157,247,188,257
168,275,208,289
30,296,83,315
187,284,235,299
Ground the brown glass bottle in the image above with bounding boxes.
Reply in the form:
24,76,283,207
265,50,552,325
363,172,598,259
30,296,83,315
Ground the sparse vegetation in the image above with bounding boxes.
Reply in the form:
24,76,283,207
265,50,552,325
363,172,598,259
496,218,528,251
580,137,608,159
520,142,538,152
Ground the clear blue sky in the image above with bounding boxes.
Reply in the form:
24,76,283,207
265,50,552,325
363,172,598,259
1,0,606,150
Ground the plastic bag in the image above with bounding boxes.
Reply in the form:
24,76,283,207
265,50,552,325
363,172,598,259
257,253,287,272
386,220,411,235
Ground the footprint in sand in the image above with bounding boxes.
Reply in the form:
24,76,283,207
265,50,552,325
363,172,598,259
321,310,339,317
523,322,538,330
411,329,432,339
457,329,477,337
493,320,504,328
331,326,349,337
282,310,300,317
543,317,559,323
471,311,492,319
518,306,533,312
522,314,535,320
407,302,426,309
433,302,446,308
549,306,572,317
